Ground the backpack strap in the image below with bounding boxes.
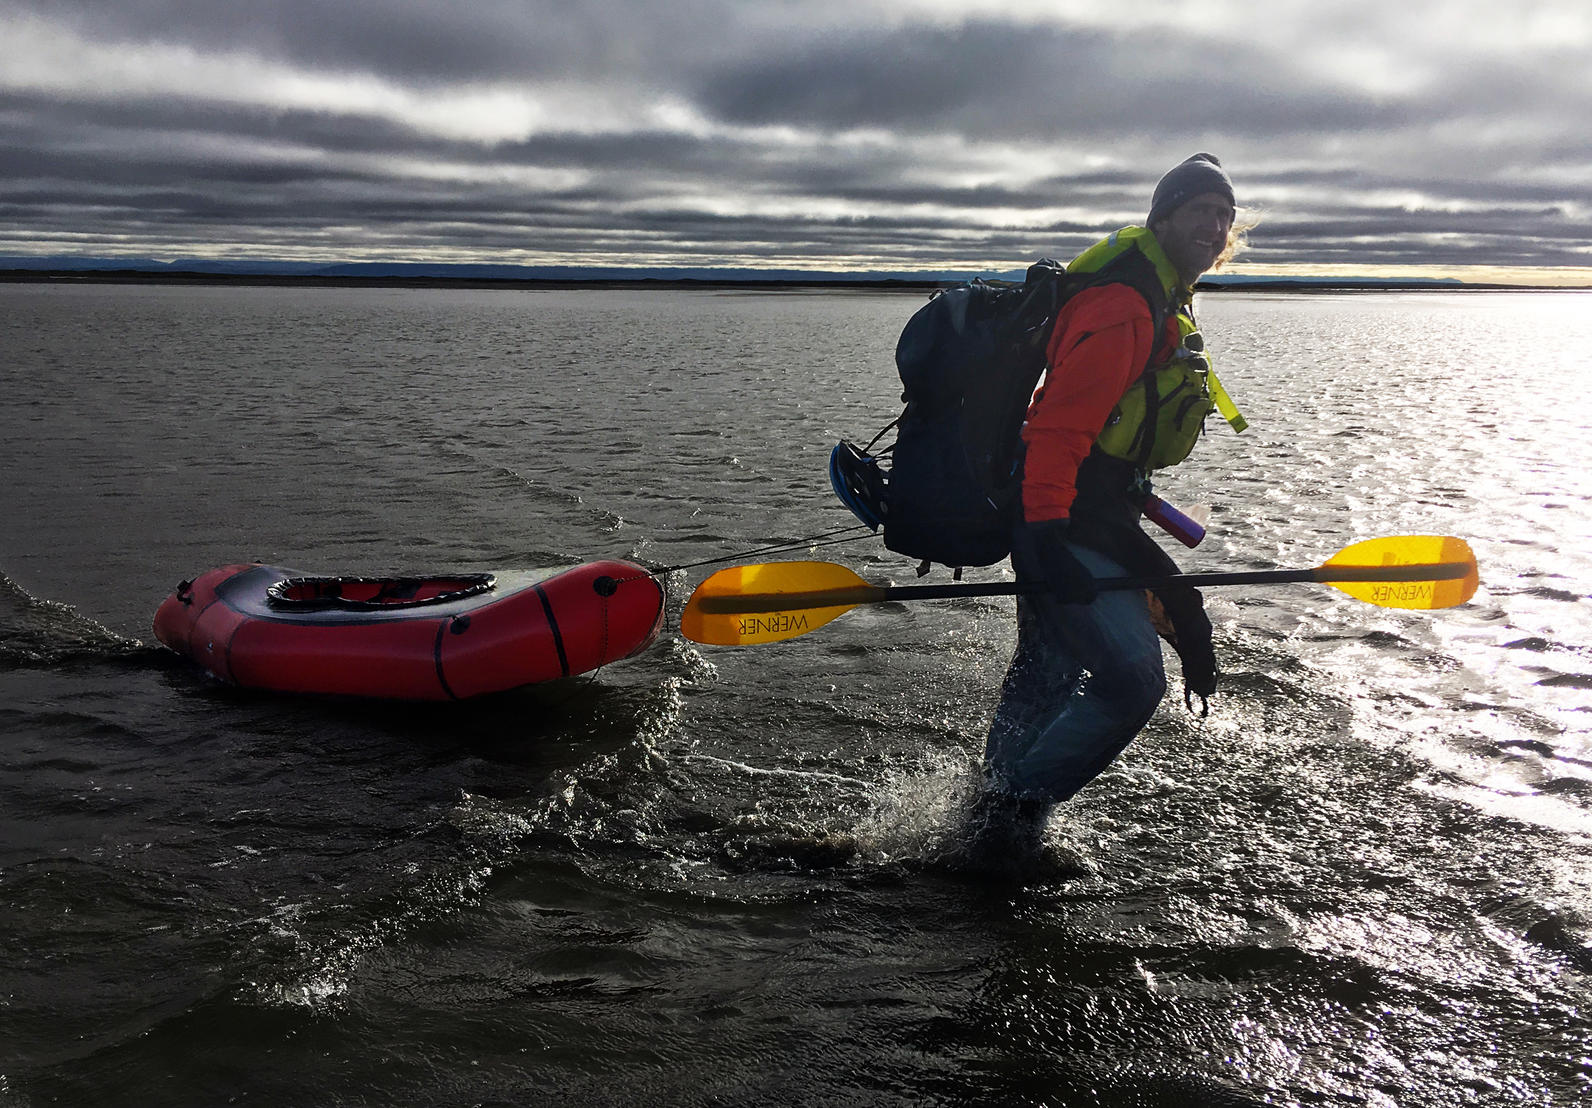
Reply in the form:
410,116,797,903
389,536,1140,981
863,416,899,456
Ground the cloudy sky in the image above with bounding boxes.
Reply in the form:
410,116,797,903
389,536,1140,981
3,0,1589,280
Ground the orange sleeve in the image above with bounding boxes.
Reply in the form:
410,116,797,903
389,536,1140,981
1019,285,1157,522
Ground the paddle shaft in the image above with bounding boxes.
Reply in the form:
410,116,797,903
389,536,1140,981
694,561,1474,615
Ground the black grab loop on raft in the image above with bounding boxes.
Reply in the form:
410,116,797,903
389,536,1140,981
266,573,497,611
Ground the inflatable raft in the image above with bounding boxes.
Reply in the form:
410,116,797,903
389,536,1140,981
153,560,665,700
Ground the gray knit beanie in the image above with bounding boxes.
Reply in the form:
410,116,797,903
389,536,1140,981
1148,153,1235,225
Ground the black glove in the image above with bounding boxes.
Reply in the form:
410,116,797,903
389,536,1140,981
1151,584,1218,715
1022,519,1099,605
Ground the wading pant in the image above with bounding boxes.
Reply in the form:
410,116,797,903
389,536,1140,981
984,530,1167,803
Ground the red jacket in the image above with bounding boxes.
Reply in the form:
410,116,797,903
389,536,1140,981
1019,283,1179,521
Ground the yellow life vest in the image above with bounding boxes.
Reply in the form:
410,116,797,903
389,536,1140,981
1071,227,1247,471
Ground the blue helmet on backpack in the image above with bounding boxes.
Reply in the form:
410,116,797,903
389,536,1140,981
828,440,888,531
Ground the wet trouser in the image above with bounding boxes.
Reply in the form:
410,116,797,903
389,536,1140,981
983,528,1167,803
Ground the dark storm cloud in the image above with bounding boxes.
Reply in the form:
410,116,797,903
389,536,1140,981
2,1,1589,274
694,19,1407,141
34,0,603,82
30,0,740,87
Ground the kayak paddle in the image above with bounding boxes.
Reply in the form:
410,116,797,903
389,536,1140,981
680,534,1478,646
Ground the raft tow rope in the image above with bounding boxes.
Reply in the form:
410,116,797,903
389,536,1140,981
654,525,876,578
591,524,876,595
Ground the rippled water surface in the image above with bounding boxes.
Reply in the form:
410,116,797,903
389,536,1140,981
2,283,1590,1106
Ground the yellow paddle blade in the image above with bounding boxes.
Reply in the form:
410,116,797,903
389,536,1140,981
681,561,873,645
1318,535,1478,609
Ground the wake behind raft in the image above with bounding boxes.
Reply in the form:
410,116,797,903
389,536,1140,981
153,560,665,700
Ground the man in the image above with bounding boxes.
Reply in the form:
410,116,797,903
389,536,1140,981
979,153,1244,837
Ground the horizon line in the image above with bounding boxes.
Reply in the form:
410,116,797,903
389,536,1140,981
2,253,1591,289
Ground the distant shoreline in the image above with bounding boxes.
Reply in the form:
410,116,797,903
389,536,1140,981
1,268,938,292
2,268,1586,293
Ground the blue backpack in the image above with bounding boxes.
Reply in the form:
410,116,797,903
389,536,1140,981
830,261,1068,573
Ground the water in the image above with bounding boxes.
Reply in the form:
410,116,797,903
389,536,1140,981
2,282,1590,1106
